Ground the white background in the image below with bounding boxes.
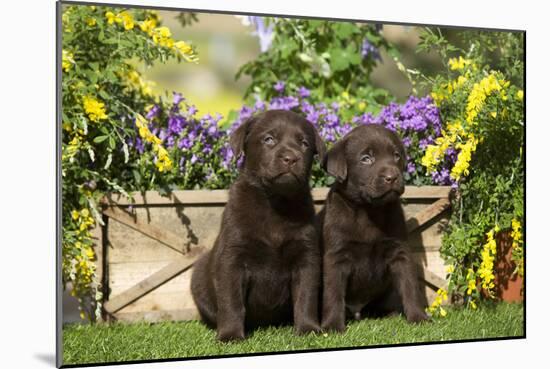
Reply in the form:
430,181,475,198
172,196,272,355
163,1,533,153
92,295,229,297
1,0,547,368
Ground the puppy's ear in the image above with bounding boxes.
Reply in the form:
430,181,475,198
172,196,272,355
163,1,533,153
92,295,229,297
230,115,258,158
313,127,327,162
323,138,347,182
399,143,408,172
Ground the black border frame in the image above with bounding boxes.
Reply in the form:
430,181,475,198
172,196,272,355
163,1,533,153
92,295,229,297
56,1,527,367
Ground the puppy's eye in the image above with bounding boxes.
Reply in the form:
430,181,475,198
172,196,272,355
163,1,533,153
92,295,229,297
263,135,275,145
360,154,374,165
301,139,310,148
394,152,401,162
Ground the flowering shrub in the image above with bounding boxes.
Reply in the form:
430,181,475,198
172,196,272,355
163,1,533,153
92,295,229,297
61,4,197,319
416,30,524,310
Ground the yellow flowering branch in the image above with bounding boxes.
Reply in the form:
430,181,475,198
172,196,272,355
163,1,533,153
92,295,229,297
510,219,524,277
422,62,511,182
135,114,173,172
104,10,198,63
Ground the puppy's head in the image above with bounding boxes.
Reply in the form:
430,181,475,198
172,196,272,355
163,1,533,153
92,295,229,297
230,110,326,196
324,124,406,206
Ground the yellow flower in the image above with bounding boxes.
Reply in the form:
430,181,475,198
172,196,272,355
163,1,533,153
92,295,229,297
446,265,454,274
467,278,476,295
448,56,472,71
139,18,157,34
105,11,117,24
439,308,447,317
83,96,108,122
173,40,196,61
469,300,477,310
490,111,497,119
71,210,80,220
151,26,174,48
119,11,135,30
81,208,90,218
85,248,95,259
516,90,524,100
62,50,75,72
86,17,97,27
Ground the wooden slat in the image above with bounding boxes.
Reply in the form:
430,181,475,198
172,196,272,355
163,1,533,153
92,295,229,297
103,206,186,254
406,197,451,233
422,268,447,289
312,186,451,202
104,186,452,206
401,186,451,199
103,247,205,314
90,225,103,291
104,190,229,206
114,309,199,322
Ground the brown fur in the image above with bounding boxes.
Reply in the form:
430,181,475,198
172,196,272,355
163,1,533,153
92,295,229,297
319,125,428,332
191,110,326,341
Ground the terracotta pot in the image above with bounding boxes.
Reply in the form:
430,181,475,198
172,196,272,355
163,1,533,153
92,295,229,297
493,231,524,302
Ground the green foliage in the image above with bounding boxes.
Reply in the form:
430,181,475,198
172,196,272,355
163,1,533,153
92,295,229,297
236,18,395,111
416,27,524,304
61,4,198,320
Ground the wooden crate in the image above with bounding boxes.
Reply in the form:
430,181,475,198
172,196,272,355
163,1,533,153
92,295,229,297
96,186,452,322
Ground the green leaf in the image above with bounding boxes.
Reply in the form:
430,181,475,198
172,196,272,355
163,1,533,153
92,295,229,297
108,136,116,150
98,89,110,101
335,23,357,39
329,48,349,72
93,135,109,143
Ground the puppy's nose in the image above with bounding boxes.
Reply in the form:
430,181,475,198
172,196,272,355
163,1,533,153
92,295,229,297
280,152,298,166
383,173,397,184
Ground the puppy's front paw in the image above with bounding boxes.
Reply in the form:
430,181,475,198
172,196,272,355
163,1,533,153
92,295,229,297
321,319,346,333
217,328,245,342
406,309,429,323
295,321,321,335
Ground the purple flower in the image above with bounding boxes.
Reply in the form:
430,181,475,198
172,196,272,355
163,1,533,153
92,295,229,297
135,137,144,154
269,96,299,111
274,81,285,93
146,105,160,119
178,137,191,149
407,162,416,174
298,86,310,98
187,105,198,117
248,16,274,52
173,92,185,106
361,39,381,61
402,137,412,147
168,115,185,135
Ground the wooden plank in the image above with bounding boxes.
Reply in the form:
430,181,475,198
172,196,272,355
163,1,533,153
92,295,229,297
422,268,447,289
114,309,199,322
104,186,452,206
104,247,205,314
90,225,103,291
104,190,229,206
109,261,194,294
103,206,186,254
406,197,451,233
312,186,451,202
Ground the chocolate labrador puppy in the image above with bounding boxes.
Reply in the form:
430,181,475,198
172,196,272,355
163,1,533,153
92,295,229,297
319,124,428,332
191,110,326,341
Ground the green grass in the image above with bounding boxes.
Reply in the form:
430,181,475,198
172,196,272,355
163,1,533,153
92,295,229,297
63,303,524,366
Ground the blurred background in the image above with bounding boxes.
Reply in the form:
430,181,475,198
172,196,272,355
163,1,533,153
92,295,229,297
140,11,441,119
